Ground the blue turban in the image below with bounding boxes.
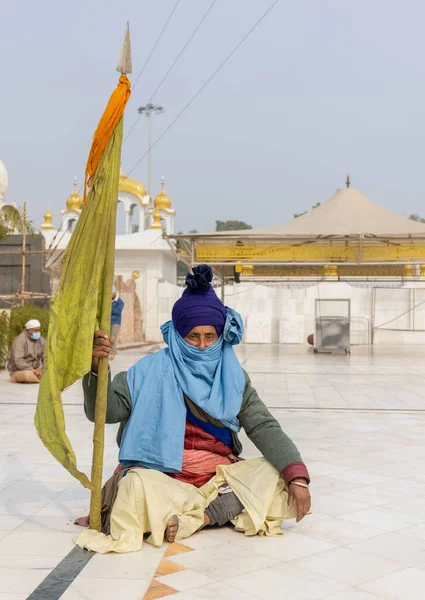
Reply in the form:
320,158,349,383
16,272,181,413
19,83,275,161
172,265,227,338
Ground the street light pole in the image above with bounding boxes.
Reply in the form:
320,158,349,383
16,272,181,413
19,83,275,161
137,103,164,197
148,111,152,197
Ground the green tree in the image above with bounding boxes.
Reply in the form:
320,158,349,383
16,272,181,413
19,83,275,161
294,202,320,219
0,205,34,241
215,220,252,231
409,213,425,223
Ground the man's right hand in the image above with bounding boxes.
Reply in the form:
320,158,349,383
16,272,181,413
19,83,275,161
92,330,115,373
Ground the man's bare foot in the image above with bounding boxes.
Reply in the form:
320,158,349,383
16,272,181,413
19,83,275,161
165,515,179,542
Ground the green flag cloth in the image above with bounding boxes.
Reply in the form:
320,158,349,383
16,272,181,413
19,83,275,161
35,118,123,488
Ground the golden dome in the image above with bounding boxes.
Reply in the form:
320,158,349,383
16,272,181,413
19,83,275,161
150,207,163,229
119,170,147,203
66,177,83,212
154,176,171,210
40,207,55,230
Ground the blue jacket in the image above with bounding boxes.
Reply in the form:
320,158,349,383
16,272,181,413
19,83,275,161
111,297,124,326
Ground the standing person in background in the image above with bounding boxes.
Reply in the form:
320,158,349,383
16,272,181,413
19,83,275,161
110,285,124,360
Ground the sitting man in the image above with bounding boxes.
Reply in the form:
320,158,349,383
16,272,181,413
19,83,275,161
80,266,311,550
9,319,45,383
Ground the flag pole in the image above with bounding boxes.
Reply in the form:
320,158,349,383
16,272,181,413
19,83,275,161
89,24,132,532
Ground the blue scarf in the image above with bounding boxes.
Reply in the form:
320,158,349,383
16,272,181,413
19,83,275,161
119,309,245,472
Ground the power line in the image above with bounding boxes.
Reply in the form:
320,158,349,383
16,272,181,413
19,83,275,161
148,0,218,103
126,0,281,177
124,0,218,145
67,3,180,216
132,0,181,91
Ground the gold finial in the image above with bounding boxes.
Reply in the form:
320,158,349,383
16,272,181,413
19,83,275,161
66,177,83,212
154,176,171,210
41,206,56,230
346,174,351,188
150,207,163,229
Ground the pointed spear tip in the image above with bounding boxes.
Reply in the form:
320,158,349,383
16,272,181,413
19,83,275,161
117,22,132,75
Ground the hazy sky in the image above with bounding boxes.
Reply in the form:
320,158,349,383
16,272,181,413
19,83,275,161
2,0,425,234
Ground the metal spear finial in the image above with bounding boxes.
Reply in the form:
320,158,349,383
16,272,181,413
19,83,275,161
117,22,132,75
346,174,351,188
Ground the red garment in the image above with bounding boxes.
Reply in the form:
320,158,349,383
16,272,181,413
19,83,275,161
169,420,237,487
100,421,237,490
282,462,310,485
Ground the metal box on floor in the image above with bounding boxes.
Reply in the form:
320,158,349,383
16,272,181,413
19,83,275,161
314,299,351,354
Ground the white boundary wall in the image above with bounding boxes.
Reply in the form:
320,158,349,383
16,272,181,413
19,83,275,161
223,281,425,345
150,278,425,344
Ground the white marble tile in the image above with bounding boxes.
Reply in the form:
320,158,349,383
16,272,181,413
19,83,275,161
0,475,26,492
306,462,347,477
331,470,397,486
182,525,242,549
0,554,61,569
0,566,53,595
340,508,424,532
0,515,27,531
169,581,259,600
60,576,150,600
34,498,90,517
158,569,215,591
379,477,425,498
0,529,74,556
230,531,336,561
311,494,370,517
226,563,347,600
294,547,402,586
294,517,385,546
398,522,425,541
347,532,425,568
0,480,73,516
382,496,425,520
309,475,360,495
23,463,78,483
169,544,280,581
324,591,384,600
16,515,77,534
359,567,425,599
80,545,165,580
0,594,28,599
282,512,331,530
334,485,408,507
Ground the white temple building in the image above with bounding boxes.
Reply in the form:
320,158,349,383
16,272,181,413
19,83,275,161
0,160,8,208
40,172,179,342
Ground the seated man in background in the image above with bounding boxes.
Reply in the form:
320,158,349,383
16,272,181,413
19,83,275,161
9,319,45,383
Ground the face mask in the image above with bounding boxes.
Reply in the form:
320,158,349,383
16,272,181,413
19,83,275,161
30,332,41,340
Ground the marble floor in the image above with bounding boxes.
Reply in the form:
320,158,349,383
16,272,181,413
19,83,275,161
1,344,425,599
